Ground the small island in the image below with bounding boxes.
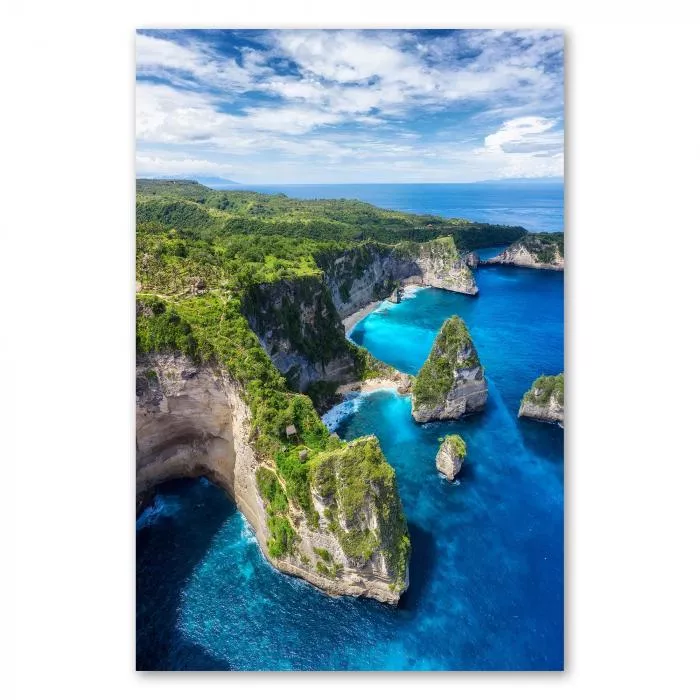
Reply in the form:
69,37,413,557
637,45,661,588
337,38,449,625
518,373,564,425
485,234,564,270
411,315,488,423
436,434,467,481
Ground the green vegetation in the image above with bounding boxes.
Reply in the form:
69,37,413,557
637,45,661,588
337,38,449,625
413,316,480,408
313,547,332,563
517,233,564,264
309,437,410,581
136,180,441,581
351,345,397,381
266,514,297,558
443,434,467,460
523,373,564,406
137,178,527,251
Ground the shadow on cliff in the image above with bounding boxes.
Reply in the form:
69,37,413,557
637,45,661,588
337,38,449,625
398,523,437,614
136,478,231,671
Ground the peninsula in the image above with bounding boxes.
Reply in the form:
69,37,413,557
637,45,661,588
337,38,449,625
484,233,564,270
136,179,525,602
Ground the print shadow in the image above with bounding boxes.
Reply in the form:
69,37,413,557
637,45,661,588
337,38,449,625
136,478,231,671
399,523,437,613
520,420,564,474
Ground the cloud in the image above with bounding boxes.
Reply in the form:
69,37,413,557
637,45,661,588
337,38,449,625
135,29,564,182
484,116,561,153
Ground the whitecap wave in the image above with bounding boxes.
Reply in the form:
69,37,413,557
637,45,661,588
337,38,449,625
136,494,182,531
321,392,363,431
400,284,424,300
240,515,258,545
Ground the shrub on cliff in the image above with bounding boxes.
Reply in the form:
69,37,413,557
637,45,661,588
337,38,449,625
413,316,479,408
523,373,564,406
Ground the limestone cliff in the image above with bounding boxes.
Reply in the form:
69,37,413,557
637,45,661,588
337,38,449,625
411,316,488,422
518,373,564,426
242,276,356,392
486,234,564,270
435,435,466,481
322,237,479,319
136,352,410,604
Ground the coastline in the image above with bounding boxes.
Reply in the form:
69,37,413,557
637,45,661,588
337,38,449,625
342,300,383,333
336,375,408,396
342,284,427,334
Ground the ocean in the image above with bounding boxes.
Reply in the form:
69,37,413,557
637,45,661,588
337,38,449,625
136,260,564,670
222,181,564,233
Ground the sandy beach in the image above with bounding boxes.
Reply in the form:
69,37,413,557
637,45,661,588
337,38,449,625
341,300,383,333
336,375,407,396
342,284,427,334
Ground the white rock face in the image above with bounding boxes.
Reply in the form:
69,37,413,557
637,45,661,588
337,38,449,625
486,237,564,270
435,439,464,481
412,365,488,423
136,353,407,604
518,392,564,426
325,239,479,319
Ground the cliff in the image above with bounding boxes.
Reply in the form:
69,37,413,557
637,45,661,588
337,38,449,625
518,373,564,425
485,234,564,270
411,316,488,422
242,275,356,392
322,237,479,319
136,352,410,604
436,435,466,481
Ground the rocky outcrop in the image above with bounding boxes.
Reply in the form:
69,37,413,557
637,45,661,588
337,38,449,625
485,234,564,270
436,435,466,481
388,286,403,304
242,276,356,392
465,251,479,269
323,237,478,319
411,316,488,422
136,352,409,604
518,373,564,426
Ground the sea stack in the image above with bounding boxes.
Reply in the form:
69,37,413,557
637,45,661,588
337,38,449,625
411,316,488,423
436,435,466,481
518,373,564,425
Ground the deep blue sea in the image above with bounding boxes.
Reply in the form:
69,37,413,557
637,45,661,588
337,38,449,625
136,263,564,671
223,181,564,233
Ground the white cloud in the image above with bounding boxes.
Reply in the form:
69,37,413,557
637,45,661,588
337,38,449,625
484,116,560,152
135,30,564,183
136,32,259,91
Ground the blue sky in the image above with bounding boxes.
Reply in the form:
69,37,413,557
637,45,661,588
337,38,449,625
136,29,564,184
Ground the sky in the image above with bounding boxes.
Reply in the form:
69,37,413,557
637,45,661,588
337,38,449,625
135,29,564,184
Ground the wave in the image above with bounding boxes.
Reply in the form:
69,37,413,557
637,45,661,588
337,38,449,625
400,284,425,300
321,392,364,432
136,494,183,531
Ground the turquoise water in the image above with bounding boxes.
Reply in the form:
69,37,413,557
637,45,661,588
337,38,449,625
136,264,564,670
226,181,564,233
